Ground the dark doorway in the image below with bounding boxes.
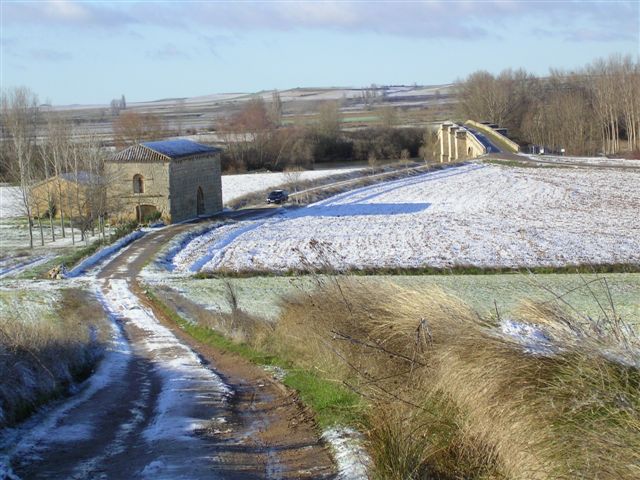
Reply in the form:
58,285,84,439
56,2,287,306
135,204,158,223
196,186,205,216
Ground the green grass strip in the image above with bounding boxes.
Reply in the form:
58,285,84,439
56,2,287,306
145,288,364,428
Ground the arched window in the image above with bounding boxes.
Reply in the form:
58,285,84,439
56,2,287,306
133,174,144,194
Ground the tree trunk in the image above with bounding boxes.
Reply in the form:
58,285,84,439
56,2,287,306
49,212,55,242
28,218,34,249
37,215,44,247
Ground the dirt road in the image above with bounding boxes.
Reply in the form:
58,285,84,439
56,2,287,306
7,214,337,479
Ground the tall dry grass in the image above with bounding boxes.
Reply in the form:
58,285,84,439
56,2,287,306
275,277,640,479
0,288,109,428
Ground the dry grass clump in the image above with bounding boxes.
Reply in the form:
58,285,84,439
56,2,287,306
0,288,109,427
154,282,274,349
275,277,640,479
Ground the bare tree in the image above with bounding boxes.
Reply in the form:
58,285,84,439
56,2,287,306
419,130,438,163
174,98,186,135
1,87,39,248
270,90,283,126
400,148,411,168
219,97,273,170
38,113,74,242
316,101,342,138
459,57,640,156
457,71,510,126
368,151,379,173
65,135,107,244
379,106,398,129
283,167,303,193
113,111,165,148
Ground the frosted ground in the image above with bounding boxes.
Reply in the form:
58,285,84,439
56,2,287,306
150,274,640,325
0,166,361,278
221,167,364,204
0,186,23,219
523,154,640,168
174,163,640,272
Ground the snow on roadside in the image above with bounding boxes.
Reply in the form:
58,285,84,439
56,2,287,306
222,168,364,204
171,221,263,272
149,222,225,275
176,164,640,273
0,283,132,469
102,279,231,441
65,230,146,278
322,427,370,480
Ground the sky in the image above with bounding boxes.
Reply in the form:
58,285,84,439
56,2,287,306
1,0,639,105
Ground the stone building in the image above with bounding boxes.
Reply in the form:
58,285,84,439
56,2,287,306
30,171,105,220
106,139,222,223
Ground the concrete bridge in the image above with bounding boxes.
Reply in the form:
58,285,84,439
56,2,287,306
438,122,487,163
437,120,519,162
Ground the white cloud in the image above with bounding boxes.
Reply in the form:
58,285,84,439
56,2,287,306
3,1,638,43
44,0,91,22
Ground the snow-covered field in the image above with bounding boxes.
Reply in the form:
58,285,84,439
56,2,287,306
175,164,640,272
222,168,364,204
523,154,640,168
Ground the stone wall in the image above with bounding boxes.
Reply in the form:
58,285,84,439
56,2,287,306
169,154,222,223
105,160,171,221
106,153,222,223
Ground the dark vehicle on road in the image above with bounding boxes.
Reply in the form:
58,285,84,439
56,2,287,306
266,190,289,204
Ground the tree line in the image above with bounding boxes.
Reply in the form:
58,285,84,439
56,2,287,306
1,87,110,248
217,96,433,173
457,55,640,156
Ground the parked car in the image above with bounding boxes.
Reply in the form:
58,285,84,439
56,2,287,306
266,190,289,204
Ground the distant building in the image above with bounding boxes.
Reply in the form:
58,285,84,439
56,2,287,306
106,139,222,223
30,171,105,220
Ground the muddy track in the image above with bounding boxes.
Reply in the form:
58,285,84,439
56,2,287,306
8,215,337,479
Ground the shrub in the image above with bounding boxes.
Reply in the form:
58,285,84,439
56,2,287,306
275,278,640,479
0,289,110,427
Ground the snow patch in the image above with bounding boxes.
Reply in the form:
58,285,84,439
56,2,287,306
102,279,231,442
153,222,225,273
322,426,370,480
65,230,146,277
499,318,557,356
47,422,95,442
523,154,640,168
0,460,20,480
